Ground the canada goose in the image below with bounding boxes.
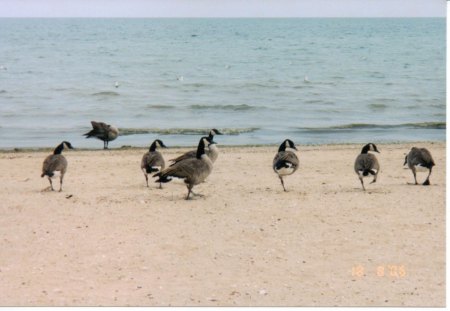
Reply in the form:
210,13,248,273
154,136,214,200
273,139,299,191
83,121,119,149
169,128,222,165
41,141,74,191
354,143,380,191
404,147,435,185
141,139,167,188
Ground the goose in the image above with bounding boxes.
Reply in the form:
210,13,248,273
354,143,380,191
273,139,299,191
169,128,222,165
404,147,435,185
154,136,214,200
41,141,74,191
83,121,119,149
141,139,167,188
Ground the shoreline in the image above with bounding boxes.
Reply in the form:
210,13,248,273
0,140,445,153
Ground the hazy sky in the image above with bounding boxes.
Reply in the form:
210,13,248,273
0,0,446,17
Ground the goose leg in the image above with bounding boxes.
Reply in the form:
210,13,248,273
186,185,193,200
104,141,108,149
144,174,149,187
48,177,54,191
279,176,286,192
412,168,418,185
59,175,64,192
423,168,432,186
159,181,163,189
359,177,365,191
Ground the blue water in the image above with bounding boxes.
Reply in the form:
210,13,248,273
0,18,445,149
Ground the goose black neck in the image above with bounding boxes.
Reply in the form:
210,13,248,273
278,142,287,152
54,143,64,155
196,139,206,159
361,145,370,154
149,141,157,152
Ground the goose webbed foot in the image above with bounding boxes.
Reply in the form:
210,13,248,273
423,179,430,186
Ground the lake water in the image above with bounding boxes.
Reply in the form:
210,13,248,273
0,18,445,149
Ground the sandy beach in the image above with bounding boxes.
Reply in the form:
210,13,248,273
0,142,445,306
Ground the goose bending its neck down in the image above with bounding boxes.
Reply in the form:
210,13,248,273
154,136,214,200
404,147,435,185
83,121,119,149
354,143,380,191
273,139,299,192
41,141,74,191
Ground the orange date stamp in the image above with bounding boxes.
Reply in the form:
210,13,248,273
351,264,407,278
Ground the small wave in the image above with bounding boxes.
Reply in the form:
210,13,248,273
119,127,260,136
368,103,388,110
145,104,175,110
298,122,445,132
189,104,256,111
0,90,6,94
91,91,120,97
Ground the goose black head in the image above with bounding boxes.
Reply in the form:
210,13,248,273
196,136,210,159
403,154,408,166
361,143,380,154
150,139,167,152
208,128,223,139
278,139,297,152
54,141,74,155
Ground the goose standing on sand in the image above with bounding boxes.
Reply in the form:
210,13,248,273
83,121,119,149
404,147,435,185
273,139,299,192
354,143,380,191
141,139,167,188
154,136,214,200
169,128,223,165
41,141,74,192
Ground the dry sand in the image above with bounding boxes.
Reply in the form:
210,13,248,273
0,142,445,306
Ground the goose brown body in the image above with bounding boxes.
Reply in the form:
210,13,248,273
41,141,74,191
154,137,213,199
405,147,435,185
83,121,119,149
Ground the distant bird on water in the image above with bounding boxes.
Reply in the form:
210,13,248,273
141,139,167,188
83,121,119,149
154,136,214,200
273,139,299,192
41,141,74,192
114,81,119,88
169,128,223,165
354,143,380,191
404,147,435,185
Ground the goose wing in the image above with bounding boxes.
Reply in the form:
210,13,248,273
273,151,299,170
354,154,379,173
170,150,196,164
42,155,67,176
143,152,165,168
419,148,435,167
157,158,199,179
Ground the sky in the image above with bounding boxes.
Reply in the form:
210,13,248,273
0,0,446,18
